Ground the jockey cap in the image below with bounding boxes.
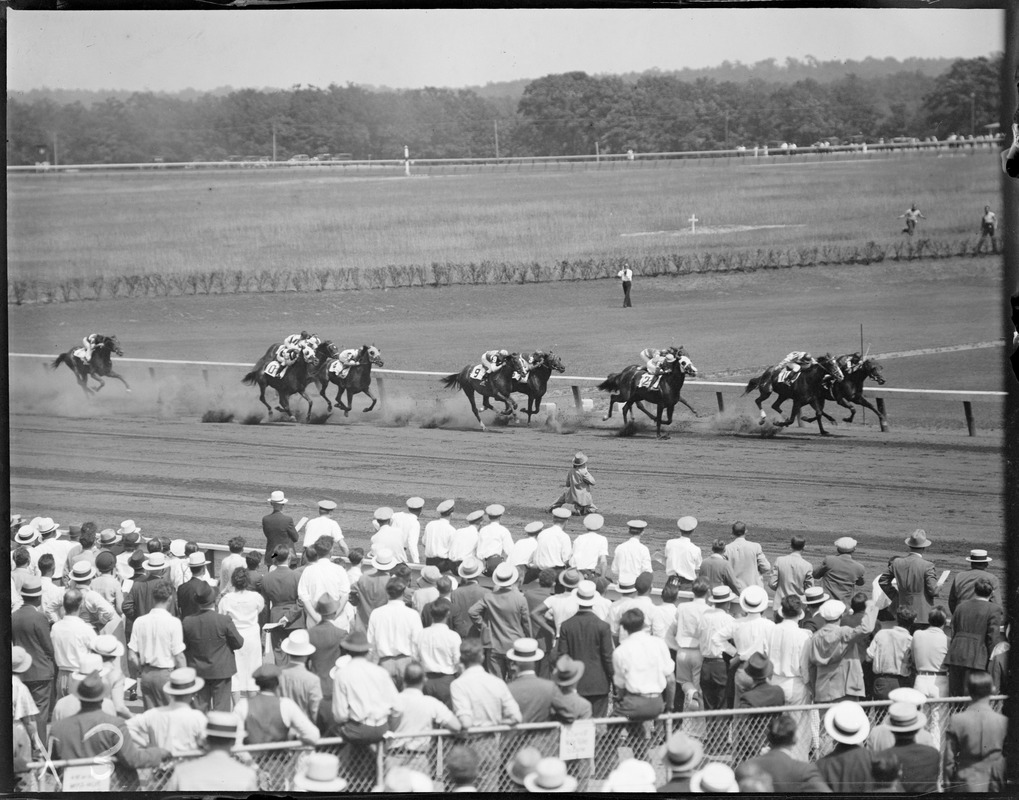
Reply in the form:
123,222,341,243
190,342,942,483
664,353,677,363
301,330,311,338
499,349,509,357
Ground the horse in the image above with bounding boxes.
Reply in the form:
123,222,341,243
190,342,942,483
311,344,384,416
597,350,700,440
50,335,131,397
491,351,565,424
743,353,845,435
242,340,334,421
802,353,887,426
440,354,519,431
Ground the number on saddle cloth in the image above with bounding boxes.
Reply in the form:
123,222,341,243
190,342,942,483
637,372,661,391
469,364,487,381
776,367,799,385
328,361,349,378
73,347,88,361
263,361,281,377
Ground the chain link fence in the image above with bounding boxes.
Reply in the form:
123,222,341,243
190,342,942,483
22,696,1005,792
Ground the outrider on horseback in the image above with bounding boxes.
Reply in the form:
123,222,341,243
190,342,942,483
598,346,699,439
50,333,131,397
744,350,845,435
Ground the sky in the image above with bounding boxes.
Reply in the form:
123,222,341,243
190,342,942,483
7,8,1002,94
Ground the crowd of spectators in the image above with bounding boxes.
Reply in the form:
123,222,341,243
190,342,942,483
8,498,1009,792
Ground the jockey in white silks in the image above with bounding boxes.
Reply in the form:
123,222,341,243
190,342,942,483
776,351,816,376
481,349,509,374
81,333,102,363
334,347,363,376
273,343,303,375
284,330,321,351
641,348,676,375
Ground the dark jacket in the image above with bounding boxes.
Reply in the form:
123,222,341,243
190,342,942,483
508,672,557,723
50,707,167,784
948,569,1000,612
945,699,1008,791
262,563,305,631
308,619,348,698
817,744,876,793
177,576,217,619
743,748,832,793
12,604,56,681
124,572,179,623
182,607,245,679
945,599,1003,670
557,608,614,697
877,741,939,794
697,553,742,595
353,568,395,628
262,510,298,565
878,553,938,621
448,582,488,639
813,554,866,607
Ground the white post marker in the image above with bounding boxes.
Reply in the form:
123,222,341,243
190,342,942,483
689,214,699,233
404,145,410,177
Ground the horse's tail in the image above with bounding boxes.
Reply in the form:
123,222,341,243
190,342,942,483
597,373,620,392
440,372,463,391
241,369,261,386
743,376,761,396
50,352,72,371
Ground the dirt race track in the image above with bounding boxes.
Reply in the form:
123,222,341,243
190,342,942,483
8,257,1006,588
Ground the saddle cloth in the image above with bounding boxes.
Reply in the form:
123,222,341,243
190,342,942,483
776,367,800,385
263,361,283,377
637,372,662,391
469,364,487,381
328,361,350,379
72,347,87,360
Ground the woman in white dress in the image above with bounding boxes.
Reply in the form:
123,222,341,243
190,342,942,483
218,568,265,702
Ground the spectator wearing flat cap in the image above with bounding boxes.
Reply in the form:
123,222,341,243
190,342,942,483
388,661,462,773
878,529,939,628
570,513,609,579
944,671,1008,792
262,490,298,566
414,598,461,709
813,537,866,608
613,608,676,759
12,575,57,732
874,702,940,794
944,575,1004,696
423,500,457,573
470,562,531,679
477,504,513,575
163,711,258,792
297,535,350,627
303,498,347,554
948,549,1000,612
234,663,320,745
392,496,425,564
612,520,652,580
50,671,170,785
129,578,187,710
816,700,876,792
769,536,813,615
125,667,207,755
697,538,743,597
182,580,244,712
665,516,702,590
807,598,877,703
657,731,704,793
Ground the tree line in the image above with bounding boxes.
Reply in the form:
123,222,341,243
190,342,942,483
6,56,999,165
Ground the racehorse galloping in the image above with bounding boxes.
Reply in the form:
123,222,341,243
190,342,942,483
50,335,131,397
509,351,566,424
242,340,333,421
313,344,383,416
597,349,699,440
440,355,519,431
802,353,887,427
743,353,845,435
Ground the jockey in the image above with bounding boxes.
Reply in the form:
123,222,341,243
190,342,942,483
336,347,363,370
776,351,816,376
274,342,302,372
284,330,321,351
643,349,676,375
80,333,103,363
481,349,510,374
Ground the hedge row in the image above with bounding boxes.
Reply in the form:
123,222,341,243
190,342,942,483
8,237,1000,305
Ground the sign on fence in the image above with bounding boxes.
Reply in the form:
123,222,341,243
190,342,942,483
62,764,111,792
559,720,596,760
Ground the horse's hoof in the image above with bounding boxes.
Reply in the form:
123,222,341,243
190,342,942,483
657,434,671,441
758,418,766,426
601,415,610,422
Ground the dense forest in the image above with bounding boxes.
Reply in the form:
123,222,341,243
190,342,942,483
6,55,1000,165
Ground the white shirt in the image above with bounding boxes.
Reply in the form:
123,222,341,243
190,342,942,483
618,268,633,282
695,606,736,659
303,515,343,550
129,607,186,668
51,614,99,671
539,593,581,635
610,595,664,641
508,537,538,569
391,511,422,564
611,538,652,581
367,598,424,660
665,537,702,581
532,526,572,569
448,525,480,562
769,619,812,680
675,598,709,648
218,553,247,593
126,702,208,755
477,522,514,560
733,614,776,661
298,559,351,626
413,622,462,674
423,518,456,559
570,533,609,572
650,602,679,649
371,524,408,563
34,537,79,580
613,630,673,694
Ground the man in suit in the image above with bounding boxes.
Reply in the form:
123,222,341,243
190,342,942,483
307,594,348,734
697,539,742,595
948,549,1000,612
557,580,614,717
12,576,56,736
944,671,1008,792
944,576,1003,696
875,702,940,794
182,581,245,712
123,552,179,628
262,545,305,663
878,530,938,629
352,548,399,631
177,551,216,619
734,652,786,763
723,521,770,589
816,701,875,793
506,638,557,722
262,489,299,566
812,537,866,608
741,714,832,793
769,536,813,616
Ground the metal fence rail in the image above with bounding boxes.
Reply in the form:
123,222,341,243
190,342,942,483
22,696,1004,792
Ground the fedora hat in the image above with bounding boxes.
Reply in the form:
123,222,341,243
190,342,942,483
20,575,42,597
405,496,425,510
523,757,578,793
117,519,142,535
437,499,455,515
677,516,698,533
966,549,992,563
824,701,871,746
552,655,585,687
98,529,121,546
507,637,544,662
36,517,60,535
659,731,704,774
505,746,543,786
193,581,216,606
315,594,340,617
583,513,604,531
558,568,582,589
164,667,205,696
317,499,337,511
169,539,188,558
465,509,485,524
267,491,288,505
73,670,108,702
904,529,932,548
572,451,588,466
282,629,317,657
551,507,571,520
524,521,544,535
834,536,858,553
370,547,397,571
743,652,773,682
884,702,927,733
12,646,33,675
575,580,597,607
341,631,370,654
204,710,242,741
187,551,210,568
90,635,125,659
294,753,348,792
708,585,736,604
143,552,168,571
69,561,97,582
690,762,739,793
803,586,830,606
739,585,769,614
418,565,441,586
374,506,394,522
458,557,483,579
14,526,40,545
603,758,657,792
493,562,519,587
485,503,505,518
818,599,847,622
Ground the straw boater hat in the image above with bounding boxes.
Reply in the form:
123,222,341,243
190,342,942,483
708,585,737,604
370,547,398,571
884,702,927,733
614,575,637,595
573,452,588,467
98,529,121,547
204,711,243,743
437,499,455,515
90,635,125,659
689,762,739,793
583,513,604,531
966,549,992,563
20,575,42,598
169,539,188,558
486,503,505,518
187,552,210,568
282,629,317,657
658,731,705,775
35,518,60,536
552,655,585,687
164,667,205,696
458,557,484,579
507,637,544,663
71,654,109,683
493,562,520,587
14,526,40,546
418,565,441,586
803,586,830,606
739,586,769,614
118,519,142,536
523,757,578,793
834,537,858,553
677,516,698,533
69,561,97,583
575,580,597,607
824,701,871,746
506,746,544,786
143,552,168,571
818,599,848,622
12,646,33,675
558,568,582,589
603,758,658,792
267,491,288,505
905,529,932,548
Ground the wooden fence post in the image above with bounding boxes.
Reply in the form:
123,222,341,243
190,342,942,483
963,401,975,437
202,368,209,387
571,386,584,413
715,392,725,413
376,375,386,406
148,366,156,380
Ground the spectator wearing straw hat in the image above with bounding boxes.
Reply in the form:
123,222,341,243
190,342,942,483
163,711,258,792
944,671,1008,792
742,714,831,793
297,535,350,627
769,536,813,615
944,575,1003,696
570,513,609,579
807,598,877,703
524,757,580,792
12,646,40,763
531,569,583,665
277,629,323,723
177,551,217,619
506,746,543,790
816,700,875,792
388,661,462,772
33,517,76,582
90,634,132,719
67,560,120,632
12,575,56,730
689,761,739,793
262,490,298,565
125,667,207,755
449,556,488,639
469,562,531,679
51,671,170,785
696,585,737,716
730,585,775,705
867,687,937,751
948,549,999,611
392,496,425,564
697,538,742,597
800,585,831,633
768,595,813,759
234,663,320,745
556,580,614,717
353,545,399,629
874,702,939,794
813,537,865,608
303,499,346,553
447,509,482,572
51,587,99,699
665,516,702,590
609,571,662,642
411,565,442,612
124,551,179,626
293,752,348,792
657,731,704,792
92,550,125,615
878,529,939,627
505,636,557,726
612,520,652,580
423,499,457,572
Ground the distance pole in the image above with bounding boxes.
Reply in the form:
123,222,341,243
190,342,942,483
963,401,976,436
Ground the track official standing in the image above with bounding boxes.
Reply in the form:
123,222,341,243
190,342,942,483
477,504,513,575
611,520,652,579
532,508,573,575
665,516,702,590
447,510,483,573
423,500,457,572
262,490,299,566
570,514,609,579
303,499,346,554
391,497,425,564
618,263,633,308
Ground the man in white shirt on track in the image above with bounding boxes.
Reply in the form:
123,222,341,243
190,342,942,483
665,516,702,591
477,504,514,576
423,500,457,572
303,500,347,554
391,497,424,564
611,520,652,581
570,513,609,579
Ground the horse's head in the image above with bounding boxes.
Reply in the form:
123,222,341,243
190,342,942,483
546,352,565,373
818,353,844,381
677,354,697,377
104,335,124,357
861,359,885,384
300,343,319,367
318,340,340,360
364,345,384,367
